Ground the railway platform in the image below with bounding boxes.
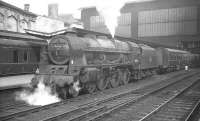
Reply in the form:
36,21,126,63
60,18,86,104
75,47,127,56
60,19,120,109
0,74,34,90
0,69,193,91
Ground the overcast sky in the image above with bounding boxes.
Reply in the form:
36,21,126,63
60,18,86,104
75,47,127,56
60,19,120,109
3,0,151,18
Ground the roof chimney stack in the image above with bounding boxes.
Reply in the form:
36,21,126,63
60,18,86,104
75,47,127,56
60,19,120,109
24,4,30,12
48,4,58,18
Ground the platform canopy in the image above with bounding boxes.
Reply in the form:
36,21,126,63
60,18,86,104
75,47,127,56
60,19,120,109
0,30,47,47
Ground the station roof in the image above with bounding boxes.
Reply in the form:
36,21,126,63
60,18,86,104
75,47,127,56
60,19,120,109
0,38,46,47
166,48,190,54
25,28,73,38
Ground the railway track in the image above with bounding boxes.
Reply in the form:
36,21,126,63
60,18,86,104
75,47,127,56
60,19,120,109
0,68,186,108
88,76,200,121
47,72,199,121
0,70,197,121
185,100,200,121
0,68,188,120
140,81,200,121
0,70,198,121
0,88,27,109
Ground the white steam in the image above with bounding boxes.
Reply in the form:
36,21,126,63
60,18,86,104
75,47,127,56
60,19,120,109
95,0,126,37
93,0,153,37
73,81,81,92
16,81,60,106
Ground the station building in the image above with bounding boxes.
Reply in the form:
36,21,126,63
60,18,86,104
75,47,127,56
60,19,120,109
0,0,36,33
81,0,200,53
0,1,65,33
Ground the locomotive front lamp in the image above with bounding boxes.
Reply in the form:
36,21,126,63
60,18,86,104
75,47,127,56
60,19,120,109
134,59,139,63
71,60,74,64
35,68,39,74
185,66,188,71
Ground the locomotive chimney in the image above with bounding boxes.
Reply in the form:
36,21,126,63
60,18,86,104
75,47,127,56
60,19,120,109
24,4,30,12
48,4,58,18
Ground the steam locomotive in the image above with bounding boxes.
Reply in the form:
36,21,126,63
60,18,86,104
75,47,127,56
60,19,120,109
30,28,199,98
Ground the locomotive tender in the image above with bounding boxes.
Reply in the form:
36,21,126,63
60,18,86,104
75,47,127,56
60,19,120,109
30,28,198,98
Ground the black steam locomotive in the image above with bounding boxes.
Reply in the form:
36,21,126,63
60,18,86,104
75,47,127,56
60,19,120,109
30,28,200,98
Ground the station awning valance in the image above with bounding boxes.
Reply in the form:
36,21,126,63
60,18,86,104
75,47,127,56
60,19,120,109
0,38,47,47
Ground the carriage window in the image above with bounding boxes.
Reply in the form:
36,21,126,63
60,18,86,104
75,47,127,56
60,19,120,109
13,50,18,63
36,52,40,62
23,51,28,62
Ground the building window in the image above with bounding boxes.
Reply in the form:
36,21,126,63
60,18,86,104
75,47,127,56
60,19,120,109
20,20,28,33
7,16,17,32
90,13,131,28
118,13,131,25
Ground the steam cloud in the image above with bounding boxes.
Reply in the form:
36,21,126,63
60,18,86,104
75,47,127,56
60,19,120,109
94,0,153,37
16,81,60,106
73,81,81,92
95,0,127,37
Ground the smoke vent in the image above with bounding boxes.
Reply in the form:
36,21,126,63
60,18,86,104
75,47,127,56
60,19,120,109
24,4,30,12
48,4,58,18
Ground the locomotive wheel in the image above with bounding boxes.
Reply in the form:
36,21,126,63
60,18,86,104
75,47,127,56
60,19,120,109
62,88,67,99
137,71,142,80
144,71,148,78
110,72,119,88
96,73,108,91
147,70,152,77
57,87,67,99
86,82,96,93
79,72,89,83
69,86,79,97
122,70,130,85
152,70,157,75
117,70,124,85
50,83,57,95
149,70,153,76
141,71,146,78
